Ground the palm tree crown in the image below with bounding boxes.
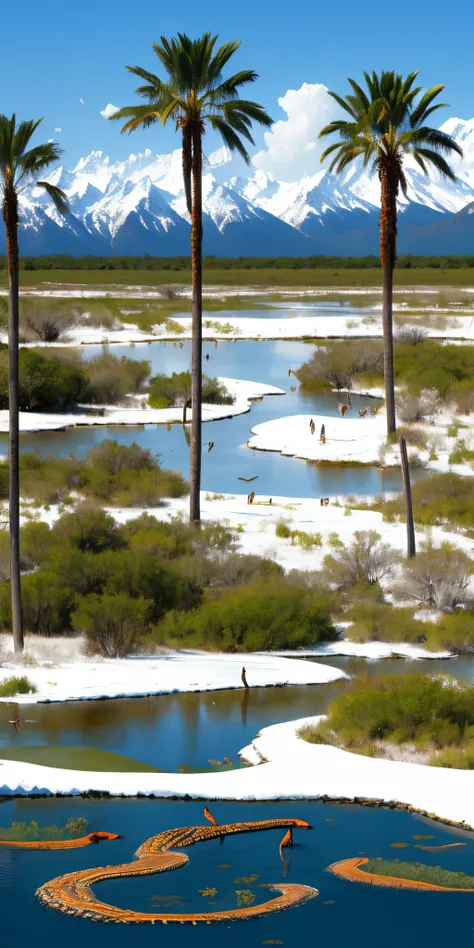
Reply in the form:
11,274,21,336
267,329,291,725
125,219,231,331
112,32,273,212
319,70,462,207
0,114,68,217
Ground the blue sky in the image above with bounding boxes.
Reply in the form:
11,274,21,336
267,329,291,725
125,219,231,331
3,0,474,170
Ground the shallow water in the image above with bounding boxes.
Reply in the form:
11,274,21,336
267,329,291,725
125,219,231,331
1,656,471,774
2,796,474,948
9,339,403,498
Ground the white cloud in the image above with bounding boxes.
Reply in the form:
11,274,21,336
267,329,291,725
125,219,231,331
48,138,54,143
100,103,120,120
54,127,62,133
79,98,84,105
253,83,343,181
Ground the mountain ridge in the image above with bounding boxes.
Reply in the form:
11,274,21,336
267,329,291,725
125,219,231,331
7,117,474,256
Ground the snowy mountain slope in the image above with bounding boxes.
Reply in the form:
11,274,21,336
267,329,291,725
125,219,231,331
3,117,474,256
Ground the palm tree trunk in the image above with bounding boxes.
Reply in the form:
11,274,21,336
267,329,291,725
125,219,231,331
189,124,203,523
182,127,193,217
379,165,398,436
4,190,23,652
399,435,416,558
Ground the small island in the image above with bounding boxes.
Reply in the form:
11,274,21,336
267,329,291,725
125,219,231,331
329,856,474,891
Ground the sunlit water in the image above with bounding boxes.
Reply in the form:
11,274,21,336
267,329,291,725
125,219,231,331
7,339,404,498
2,796,474,948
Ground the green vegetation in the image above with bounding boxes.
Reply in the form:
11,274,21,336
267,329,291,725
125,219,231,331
0,440,187,507
297,339,474,413
299,675,474,765
0,506,332,654
0,345,150,411
0,817,89,841
150,579,336,651
362,858,474,889
148,371,234,411
8,254,474,274
369,472,474,532
0,675,36,697
275,520,322,549
0,746,160,773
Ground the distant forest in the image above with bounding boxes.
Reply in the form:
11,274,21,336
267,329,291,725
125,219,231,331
3,254,474,271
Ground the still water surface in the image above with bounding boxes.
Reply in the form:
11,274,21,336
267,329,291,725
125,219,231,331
1,796,474,948
1,656,471,773
9,340,403,498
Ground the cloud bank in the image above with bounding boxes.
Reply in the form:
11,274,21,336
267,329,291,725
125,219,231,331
100,103,120,120
253,83,343,180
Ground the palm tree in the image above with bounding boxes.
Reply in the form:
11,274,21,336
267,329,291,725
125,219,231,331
0,116,68,652
319,71,462,435
112,33,272,522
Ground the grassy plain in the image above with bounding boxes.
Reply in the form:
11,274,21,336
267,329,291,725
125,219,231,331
5,267,474,288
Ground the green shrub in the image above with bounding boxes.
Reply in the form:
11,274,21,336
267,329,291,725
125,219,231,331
345,602,424,644
72,593,150,657
151,580,336,652
371,472,474,531
0,676,37,697
148,371,233,410
0,817,89,842
448,439,474,465
0,348,87,411
323,530,398,588
362,858,474,888
275,521,291,539
84,350,150,403
309,674,474,754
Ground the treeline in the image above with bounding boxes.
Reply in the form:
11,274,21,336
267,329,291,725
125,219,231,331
4,254,474,271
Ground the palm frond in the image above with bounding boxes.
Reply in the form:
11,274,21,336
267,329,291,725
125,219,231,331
35,181,69,215
413,147,458,180
208,116,251,162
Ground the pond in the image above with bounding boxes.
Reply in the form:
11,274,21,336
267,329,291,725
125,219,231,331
10,339,403,499
2,796,474,947
0,656,470,774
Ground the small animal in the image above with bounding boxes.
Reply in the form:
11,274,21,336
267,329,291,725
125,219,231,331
8,718,20,733
205,353,210,361
359,408,368,418
247,491,256,505
206,441,215,453
309,418,315,435
338,403,349,417
241,666,249,689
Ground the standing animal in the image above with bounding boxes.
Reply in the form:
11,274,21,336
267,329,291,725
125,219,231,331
8,718,20,733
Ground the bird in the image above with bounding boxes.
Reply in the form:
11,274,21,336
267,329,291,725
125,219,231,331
241,666,249,689
204,806,219,826
206,441,215,453
338,403,349,417
205,353,210,361
237,475,259,483
8,718,20,733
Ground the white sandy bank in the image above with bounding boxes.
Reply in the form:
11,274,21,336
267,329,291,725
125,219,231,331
0,378,284,433
1,715,474,830
248,412,386,464
0,651,346,705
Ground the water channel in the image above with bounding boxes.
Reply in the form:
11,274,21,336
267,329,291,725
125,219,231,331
6,338,403,498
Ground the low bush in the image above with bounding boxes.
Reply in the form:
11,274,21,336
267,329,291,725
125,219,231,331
345,602,424,644
148,371,234,413
370,472,474,531
150,580,336,652
72,593,150,658
84,350,150,404
323,530,399,589
0,817,89,842
299,675,474,763
0,675,37,697
0,440,188,506
395,541,474,611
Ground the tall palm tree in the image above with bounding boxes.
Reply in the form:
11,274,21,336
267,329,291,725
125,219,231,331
319,71,462,435
0,116,68,652
112,33,272,522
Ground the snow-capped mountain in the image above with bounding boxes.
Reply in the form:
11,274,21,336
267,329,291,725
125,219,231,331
8,117,474,256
